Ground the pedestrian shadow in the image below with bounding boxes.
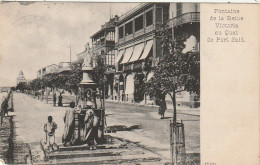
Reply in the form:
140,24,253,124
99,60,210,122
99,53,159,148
105,114,114,117
160,117,172,119
106,125,142,133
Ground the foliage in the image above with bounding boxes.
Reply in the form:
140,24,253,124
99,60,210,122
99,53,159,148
92,55,107,88
26,52,107,97
144,22,200,123
31,62,82,94
63,62,82,94
16,82,29,92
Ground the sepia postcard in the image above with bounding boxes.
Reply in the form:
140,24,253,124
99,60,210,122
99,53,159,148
0,1,259,165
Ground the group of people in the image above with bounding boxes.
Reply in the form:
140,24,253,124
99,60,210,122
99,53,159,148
44,109,99,150
62,106,100,148
44,91,166,151
53,93,63,107
44,90,100,151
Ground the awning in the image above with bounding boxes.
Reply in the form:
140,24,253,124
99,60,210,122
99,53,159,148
121,47,134,64
115,50,124,63
128,43,144,62
139,40,153,60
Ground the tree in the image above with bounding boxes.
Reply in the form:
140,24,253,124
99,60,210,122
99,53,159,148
92,55,107,88
91,54,107,107
63,62,82,95
16,82,28,92
145,22,200,124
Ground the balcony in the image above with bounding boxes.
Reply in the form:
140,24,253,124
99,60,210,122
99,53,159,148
125,34,134,41
134,29,145,38
123,64,132,71
133,62,143,70
106,40,115,46
145,24,154,34
116,25,155,47
169,12,200,28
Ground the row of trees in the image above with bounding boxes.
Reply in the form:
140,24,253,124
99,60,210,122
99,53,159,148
16,55,107,97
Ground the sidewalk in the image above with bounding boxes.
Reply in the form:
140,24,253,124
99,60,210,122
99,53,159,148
106,99,200,116
104,101,200,164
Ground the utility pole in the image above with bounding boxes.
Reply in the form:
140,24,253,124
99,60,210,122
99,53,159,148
109,3,112,19
70,45,71,63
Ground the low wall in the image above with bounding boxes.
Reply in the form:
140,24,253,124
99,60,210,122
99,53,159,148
0,91,14,164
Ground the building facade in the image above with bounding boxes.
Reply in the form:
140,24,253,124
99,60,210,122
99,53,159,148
168,3,200,107
113,3,169,104
59,62,71,73
90,16,118,98
37,64,59,78
113,2,200,107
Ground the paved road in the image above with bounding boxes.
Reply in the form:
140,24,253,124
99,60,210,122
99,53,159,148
13,92,199,162
105,102,200,160
13,93,67,144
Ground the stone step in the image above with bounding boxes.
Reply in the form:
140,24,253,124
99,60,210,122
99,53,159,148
48,148,143,160
35,152,161,165
59,143,125,152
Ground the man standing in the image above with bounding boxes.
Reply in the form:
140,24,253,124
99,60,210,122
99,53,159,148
58,93,63,107
44,116,58,151
53,93,56,106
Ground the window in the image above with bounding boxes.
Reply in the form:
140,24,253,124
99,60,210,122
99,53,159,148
156,8,162,23
135,15,143,32
146,10,153,26
106,54,110,65
177,3,182,16
112,32,115,40
156,38,162,58
111,54,115,65
119,26,124,39
163,7,169,21
105,50,115,65
125,21,133,36
106,31,115,41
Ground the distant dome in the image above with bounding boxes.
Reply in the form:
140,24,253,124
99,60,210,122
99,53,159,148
19,70,24,76
17,70,26,85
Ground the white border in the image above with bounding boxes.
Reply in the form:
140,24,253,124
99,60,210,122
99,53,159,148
1,0,259,4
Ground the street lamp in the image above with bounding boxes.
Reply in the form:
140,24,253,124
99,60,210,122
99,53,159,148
98,75,107,142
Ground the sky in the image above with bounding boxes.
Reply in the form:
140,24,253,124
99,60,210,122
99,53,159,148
0,2,139,87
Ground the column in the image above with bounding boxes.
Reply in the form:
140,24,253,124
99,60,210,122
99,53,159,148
142,71,148,104
123,73,127,102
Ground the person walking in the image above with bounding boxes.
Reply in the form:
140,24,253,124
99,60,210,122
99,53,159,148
44,116,57,151
58,93,63,107
158,99,167,119
53,93,56,106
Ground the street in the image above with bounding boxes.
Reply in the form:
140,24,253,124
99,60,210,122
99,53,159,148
12,92,199,163
105,101,200,160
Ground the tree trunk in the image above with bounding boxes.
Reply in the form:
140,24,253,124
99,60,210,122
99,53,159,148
171,91,177,165
172,91,177,124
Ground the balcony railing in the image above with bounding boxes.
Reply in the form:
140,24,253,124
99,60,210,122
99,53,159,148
134,29,145,38
169,12,200,27
123,64,132,71
133,62,143,70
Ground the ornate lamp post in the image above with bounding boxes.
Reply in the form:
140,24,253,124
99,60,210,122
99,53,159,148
74,43,106,145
